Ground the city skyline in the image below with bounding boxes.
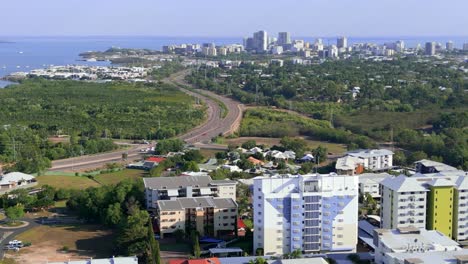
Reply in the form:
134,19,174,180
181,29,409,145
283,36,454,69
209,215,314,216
2,0,468,37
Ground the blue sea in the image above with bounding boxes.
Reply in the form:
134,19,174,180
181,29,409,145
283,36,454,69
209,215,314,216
0,35,467,87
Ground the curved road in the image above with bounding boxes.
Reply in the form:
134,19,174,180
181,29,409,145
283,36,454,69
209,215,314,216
165,70,244,144
48,70,243,172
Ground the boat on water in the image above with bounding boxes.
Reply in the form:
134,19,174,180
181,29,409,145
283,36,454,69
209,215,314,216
18,51,23,54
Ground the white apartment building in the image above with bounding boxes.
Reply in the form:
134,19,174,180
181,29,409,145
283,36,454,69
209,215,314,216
346,149,394,171
143,176,237,210
380,175,428,230
253,173,358,255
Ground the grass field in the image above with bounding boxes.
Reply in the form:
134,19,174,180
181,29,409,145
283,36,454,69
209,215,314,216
94,169,146,185
36,175,99,189
9,225,115,264
37,169,145,189
225,136,347,154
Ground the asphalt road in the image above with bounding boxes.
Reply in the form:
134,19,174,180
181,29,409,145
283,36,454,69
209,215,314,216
165,70,244,144
49,144,147,172
47,70,242,172
0,218,39,258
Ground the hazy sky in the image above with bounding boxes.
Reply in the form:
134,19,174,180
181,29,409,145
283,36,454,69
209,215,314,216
2,0,467,37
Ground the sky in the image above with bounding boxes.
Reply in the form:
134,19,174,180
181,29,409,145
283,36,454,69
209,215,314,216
1,0,468,37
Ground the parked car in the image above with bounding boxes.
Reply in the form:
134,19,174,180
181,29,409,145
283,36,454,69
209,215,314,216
3,245,19,251
8,240,23,248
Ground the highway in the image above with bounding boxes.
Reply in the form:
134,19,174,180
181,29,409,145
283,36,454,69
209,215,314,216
48,70,243,172
49,143,148,172
165,70,244,144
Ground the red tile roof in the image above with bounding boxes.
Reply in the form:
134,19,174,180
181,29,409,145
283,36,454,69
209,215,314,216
237,218,247,229
146,157,166,163
168,258,220,264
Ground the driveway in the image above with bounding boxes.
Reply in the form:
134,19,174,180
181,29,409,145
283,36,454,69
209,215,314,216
0,218,39,258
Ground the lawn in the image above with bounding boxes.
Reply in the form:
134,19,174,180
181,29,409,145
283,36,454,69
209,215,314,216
9,224,115,264
36,169,146,190
36,175,99,189
94,169,146,185
225,136,347,155
159,241,192,252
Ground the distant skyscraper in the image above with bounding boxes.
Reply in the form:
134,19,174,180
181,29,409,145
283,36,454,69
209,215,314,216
244,37,255,51
253,30,268,53
425,42,436,55
463,43,468,51
396,40,405,52
337,36,347,49
278,32,292,45
446,41,454,51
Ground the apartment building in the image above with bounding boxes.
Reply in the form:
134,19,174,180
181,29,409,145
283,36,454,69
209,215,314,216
346,149,394,171
358,173,390,198
143,176,237,210
380,171,468,241
415,159,459,174
253,173,358,255
157,197,237,238
373,227,468,264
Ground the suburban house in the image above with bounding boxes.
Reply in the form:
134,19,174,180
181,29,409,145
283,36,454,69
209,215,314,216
0,172,37,191
157,196,238,238
143,176,237,211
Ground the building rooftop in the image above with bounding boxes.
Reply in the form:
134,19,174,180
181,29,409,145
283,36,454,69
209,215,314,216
381,173,468,192
0,172,35,185
358,173,391,186
347,149,394,158
386,249,468,264
143,176,235,190
380,174,430,192
157,197,237,211
376,228,460,252
48,256,138,264
336,156,364,171
415,159,459,173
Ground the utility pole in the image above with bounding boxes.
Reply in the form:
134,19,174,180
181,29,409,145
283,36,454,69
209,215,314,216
12,137,16,162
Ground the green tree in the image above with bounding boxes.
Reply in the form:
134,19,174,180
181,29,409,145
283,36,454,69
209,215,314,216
5,204,25,223
183,161,200,172
312,145,328,164
241,140,257,149
147,221,161,264
192,231,201,258
117,209,150,258
105,203,122,226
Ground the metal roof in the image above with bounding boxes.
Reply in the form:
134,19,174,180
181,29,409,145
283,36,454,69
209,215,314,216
347,149,394,158
157,197,237,211
48,256,138,264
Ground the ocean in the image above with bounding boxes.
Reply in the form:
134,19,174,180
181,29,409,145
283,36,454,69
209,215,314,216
0,35,467,87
